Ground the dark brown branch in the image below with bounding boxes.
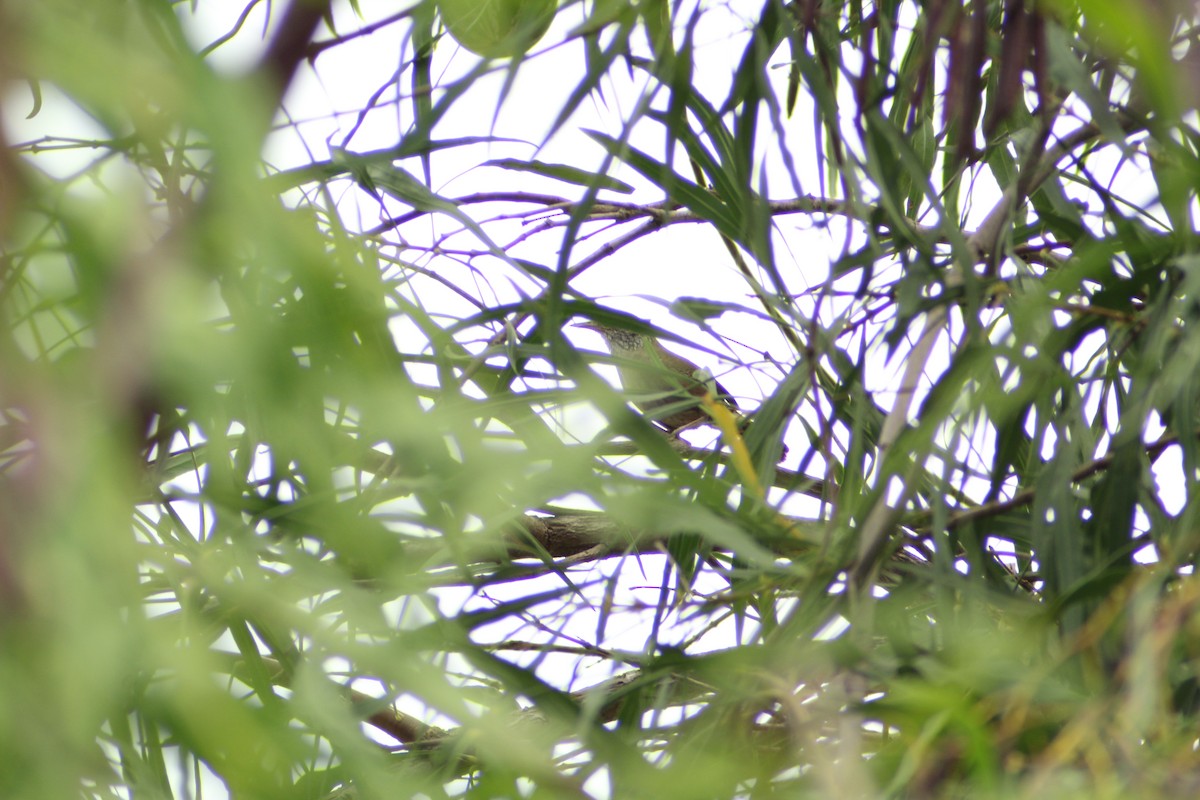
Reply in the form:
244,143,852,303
366,190,929,241
966,112,1145,262
257,0,331,108
936,428,1189,532
229,652,704,763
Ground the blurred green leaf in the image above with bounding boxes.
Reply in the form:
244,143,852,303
7,1,1200,798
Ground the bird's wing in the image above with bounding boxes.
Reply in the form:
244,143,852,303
690,367,740,411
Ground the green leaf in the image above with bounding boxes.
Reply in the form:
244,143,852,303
584,130,742,241
437,0,556,59
485,158,635,193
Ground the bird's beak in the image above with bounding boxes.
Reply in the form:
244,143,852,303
572,321,600,331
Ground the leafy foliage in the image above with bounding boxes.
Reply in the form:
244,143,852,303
3,0,1200,797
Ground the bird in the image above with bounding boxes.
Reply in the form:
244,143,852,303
573,320,743,434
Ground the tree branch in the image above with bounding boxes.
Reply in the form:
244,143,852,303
257,0,331,108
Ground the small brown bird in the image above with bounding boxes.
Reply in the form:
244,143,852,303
574,320,742,434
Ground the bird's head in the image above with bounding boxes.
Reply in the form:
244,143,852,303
572,320,647,352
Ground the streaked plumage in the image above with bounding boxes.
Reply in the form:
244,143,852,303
575,321,740,432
